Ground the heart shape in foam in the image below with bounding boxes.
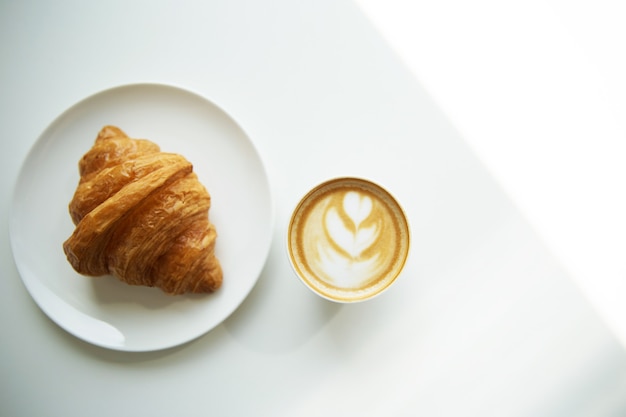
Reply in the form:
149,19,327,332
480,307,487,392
343,191,372,228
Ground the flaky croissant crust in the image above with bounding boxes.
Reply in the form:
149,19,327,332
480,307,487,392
63,126,223,295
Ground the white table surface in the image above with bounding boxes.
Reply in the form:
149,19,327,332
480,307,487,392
2,1,626,416
356,0,626,350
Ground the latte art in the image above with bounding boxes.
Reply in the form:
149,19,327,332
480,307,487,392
288,178,410,302
315,191,385,288
326,192,379,258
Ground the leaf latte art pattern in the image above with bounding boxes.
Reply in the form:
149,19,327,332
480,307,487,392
316,191,386,288
326,192,379,258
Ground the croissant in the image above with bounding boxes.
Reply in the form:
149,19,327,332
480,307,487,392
63,125,223,295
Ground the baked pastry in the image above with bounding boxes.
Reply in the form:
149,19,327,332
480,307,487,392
63,125,223,295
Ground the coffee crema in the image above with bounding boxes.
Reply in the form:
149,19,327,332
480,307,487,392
287,177,410,302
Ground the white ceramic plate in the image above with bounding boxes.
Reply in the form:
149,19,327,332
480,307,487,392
9,83,274,352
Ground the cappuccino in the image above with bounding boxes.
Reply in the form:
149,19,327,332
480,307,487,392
287,177,409,302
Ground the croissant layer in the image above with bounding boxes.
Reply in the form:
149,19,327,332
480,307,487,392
63,126,223,295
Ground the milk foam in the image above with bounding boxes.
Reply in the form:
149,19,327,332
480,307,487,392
315,192,385,287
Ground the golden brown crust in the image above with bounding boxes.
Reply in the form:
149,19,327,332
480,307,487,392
63,126,223,295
